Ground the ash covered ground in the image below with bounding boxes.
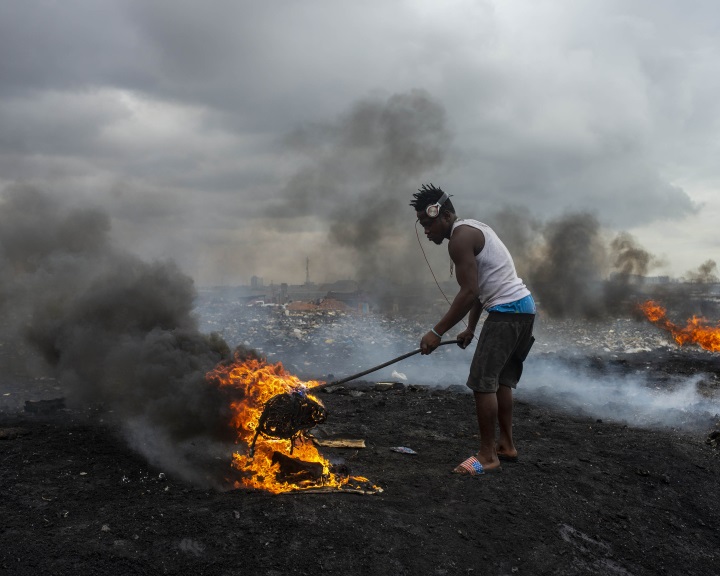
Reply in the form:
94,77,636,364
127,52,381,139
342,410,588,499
2,295,719,576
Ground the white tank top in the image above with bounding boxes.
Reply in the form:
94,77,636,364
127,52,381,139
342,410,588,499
451,219,530,310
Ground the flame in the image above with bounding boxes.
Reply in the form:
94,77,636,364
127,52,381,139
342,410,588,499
206,352,372,493
639,300,720,352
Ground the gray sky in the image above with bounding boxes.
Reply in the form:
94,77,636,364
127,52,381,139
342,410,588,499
2,0,719,286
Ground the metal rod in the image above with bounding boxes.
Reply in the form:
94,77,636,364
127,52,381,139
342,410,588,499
310,339,461,391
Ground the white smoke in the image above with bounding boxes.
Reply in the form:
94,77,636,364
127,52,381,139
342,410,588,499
521,355,719,432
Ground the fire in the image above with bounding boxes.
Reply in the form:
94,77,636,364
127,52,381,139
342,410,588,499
639,300,720,352
206,352,371,493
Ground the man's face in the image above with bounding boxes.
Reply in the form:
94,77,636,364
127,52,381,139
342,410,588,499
416,211,446,244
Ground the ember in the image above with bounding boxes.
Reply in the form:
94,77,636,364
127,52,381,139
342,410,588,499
640,300,720,352
206,352,374,494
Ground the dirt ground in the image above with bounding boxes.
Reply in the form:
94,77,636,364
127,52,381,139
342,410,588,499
1,352,719,576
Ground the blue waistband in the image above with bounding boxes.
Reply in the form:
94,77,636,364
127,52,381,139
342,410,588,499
487,294,536,314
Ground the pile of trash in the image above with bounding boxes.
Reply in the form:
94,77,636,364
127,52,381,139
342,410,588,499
192,291,706,387
196,293,684,357
194,293,457,382
533,317,676,355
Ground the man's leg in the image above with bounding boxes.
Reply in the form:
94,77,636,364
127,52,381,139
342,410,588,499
474,391,500,467
453,391,501,473
496,384,517,459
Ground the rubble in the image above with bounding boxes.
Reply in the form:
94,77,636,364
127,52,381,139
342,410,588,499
373,382,394,391
271,452,324,484
390,446,417,455
312,437,366,449
194,291,430,370
707,431,720,446
194,291,711,384
0,427,30,440
533,317,677,355
24,398,66,414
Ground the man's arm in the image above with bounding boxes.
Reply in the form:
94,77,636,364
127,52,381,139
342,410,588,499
421,226,483,354
466,299,483,332
457,299,483,349
434,225,482,334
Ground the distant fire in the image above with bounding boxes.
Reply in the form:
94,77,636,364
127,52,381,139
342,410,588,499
207,353,372,493
639,301,720,352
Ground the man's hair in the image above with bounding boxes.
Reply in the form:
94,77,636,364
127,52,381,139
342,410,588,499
409,183,455,214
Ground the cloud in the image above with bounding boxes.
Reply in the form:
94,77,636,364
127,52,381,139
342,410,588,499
1,1,719,283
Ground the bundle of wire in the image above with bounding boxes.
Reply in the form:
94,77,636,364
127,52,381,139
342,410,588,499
249,390,327,457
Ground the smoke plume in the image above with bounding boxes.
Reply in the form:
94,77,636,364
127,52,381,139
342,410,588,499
526,212,608,318
271,90,451,289
488,210,672,319
0,185,240,487
685,259,719,284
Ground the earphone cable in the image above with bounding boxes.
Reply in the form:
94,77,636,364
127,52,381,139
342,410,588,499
415,220,468,328
415,221,452,306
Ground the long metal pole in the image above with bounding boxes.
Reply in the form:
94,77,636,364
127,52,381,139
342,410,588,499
310,339,461,391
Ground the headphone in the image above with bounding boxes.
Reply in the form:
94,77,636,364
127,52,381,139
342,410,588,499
425,191,449,218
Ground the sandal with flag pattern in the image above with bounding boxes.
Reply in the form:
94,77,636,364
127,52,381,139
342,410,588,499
452,455,502,476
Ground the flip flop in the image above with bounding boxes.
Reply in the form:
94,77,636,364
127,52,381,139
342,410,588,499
498,453,518,463
452,456,502,476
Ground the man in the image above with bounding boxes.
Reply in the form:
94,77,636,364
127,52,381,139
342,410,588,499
410,184,536,475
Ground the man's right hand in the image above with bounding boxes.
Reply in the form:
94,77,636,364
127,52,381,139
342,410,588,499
420,331,441,355
456,328,475,349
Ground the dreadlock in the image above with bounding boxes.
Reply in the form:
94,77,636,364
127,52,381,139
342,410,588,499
410,183,455,214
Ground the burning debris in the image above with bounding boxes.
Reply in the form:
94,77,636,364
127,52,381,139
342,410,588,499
271,452,324,484
206,352,378,494
205,340,459,493
640,301,720,352
251,387,328,454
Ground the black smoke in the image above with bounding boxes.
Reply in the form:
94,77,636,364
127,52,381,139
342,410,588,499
489,210,673,319
0,185,244,487
269,90,451,289
526,212,608,318
685,259,718,284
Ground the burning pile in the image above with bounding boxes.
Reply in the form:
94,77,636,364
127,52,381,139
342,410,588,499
207,351,374,494
640,301,720,352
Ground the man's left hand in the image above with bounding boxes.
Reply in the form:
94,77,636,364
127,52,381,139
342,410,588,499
456,328,475,349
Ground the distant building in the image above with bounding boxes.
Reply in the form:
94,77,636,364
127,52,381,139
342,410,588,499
643,276,672,284
607,273,674,285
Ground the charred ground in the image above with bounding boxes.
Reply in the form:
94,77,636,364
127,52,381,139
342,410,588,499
1,349,719,576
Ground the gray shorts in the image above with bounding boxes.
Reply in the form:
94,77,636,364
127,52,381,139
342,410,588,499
466,312,535,393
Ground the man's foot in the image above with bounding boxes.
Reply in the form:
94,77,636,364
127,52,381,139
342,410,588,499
496,444,518,462
452,455,502,475
497,452,518,463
